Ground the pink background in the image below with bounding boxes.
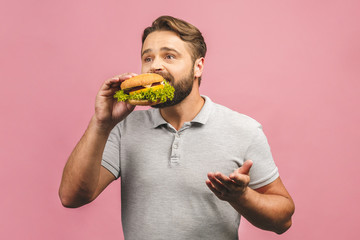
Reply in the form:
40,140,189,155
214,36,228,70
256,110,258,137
1,0,359,239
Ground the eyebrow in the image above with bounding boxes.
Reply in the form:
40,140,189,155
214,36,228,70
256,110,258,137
141,47,182,57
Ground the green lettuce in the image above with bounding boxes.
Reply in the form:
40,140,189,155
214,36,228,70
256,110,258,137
114,81,175,103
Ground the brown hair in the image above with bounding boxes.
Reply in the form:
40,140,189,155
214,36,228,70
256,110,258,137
142,16,207,84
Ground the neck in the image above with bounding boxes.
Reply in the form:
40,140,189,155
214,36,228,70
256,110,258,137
159,82,204,131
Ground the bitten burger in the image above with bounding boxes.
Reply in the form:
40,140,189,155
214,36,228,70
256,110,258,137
113,73,175,106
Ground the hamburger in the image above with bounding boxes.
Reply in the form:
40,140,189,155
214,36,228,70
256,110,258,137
113,73,175,106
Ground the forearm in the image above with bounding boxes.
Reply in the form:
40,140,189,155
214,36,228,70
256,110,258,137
229,187,294,234
59,115,111,207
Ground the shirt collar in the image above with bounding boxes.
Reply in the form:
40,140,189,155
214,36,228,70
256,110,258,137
151,95,213,128
151,108,168,128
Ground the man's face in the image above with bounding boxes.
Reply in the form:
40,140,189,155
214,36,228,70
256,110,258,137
141,31,195,108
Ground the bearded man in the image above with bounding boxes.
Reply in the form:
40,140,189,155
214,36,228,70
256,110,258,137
59,15,294,240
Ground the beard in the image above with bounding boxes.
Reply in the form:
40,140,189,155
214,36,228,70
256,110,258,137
152,67,194,109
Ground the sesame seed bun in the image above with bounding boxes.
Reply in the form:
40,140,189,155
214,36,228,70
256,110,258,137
120,73,165,90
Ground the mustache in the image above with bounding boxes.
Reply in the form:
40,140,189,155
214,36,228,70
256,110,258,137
153,72,174,83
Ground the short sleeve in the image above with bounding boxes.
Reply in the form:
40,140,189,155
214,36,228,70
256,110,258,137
101,124,121,179
245,125,279,189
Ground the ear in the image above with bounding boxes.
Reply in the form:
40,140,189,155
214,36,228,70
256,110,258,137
194,57,205,78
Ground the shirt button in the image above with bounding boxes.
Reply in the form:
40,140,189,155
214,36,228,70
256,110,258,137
175,134,180,138
173,144,178,149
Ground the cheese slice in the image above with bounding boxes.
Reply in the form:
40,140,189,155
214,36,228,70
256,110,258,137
129,85,164,95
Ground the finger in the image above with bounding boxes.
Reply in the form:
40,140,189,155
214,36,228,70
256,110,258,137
125,102,136,112
205,179,222,197
102,79,121,91
207,172,228,194
214,172,236,191
237,160,253,175
113,101,136,119
229,172,250,188
108,73,137,85
108,75,130,84
102,74,135,92
109,82,122,90
117,72,138,82
99,88,119,97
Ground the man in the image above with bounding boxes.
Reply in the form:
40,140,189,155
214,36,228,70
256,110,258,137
59,16,295,239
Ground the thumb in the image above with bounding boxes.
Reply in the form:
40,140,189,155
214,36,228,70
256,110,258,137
238,160,253,175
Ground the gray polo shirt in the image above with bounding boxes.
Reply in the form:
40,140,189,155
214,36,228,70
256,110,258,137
102,95,278,240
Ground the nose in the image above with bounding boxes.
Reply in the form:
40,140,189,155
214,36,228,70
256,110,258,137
149,57,164,73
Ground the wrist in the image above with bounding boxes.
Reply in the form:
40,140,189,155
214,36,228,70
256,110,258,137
89,115,114,136
229,187,252,206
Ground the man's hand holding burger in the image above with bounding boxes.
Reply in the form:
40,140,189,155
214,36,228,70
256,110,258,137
93,72,175,134
59,72,139,208
59,72,176,208
93,73,137,133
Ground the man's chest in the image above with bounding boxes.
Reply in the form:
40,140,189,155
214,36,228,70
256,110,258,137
120,127,247,193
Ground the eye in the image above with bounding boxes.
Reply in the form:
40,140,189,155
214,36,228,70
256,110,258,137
143,56,152,62
165,54,175,60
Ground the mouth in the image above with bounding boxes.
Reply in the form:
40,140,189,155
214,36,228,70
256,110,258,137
158,73,174,84
145,71,174,85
